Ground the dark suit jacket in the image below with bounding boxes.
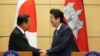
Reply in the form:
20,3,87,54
8,27,40,56
47,23,79,56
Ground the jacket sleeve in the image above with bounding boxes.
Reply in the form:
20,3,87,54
47,28,74,55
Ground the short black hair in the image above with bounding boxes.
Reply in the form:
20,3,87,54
17,14,29,26
50,8,64,23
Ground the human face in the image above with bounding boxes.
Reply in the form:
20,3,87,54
50,14,60,27
23,17,30,31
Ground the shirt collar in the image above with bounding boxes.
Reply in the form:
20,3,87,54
17,26,25,34
56,23,62,30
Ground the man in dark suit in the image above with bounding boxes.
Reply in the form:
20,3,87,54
40,9,79,56
8,14,40,56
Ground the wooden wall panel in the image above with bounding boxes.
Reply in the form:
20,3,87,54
0,0,17,4
88,37,100,51
35,0,50,4
84,0,100,4
0,5,16,36
36,5,50,36
51,0,64,4
85,5,100,36
0,37,9,51
38,37,51,49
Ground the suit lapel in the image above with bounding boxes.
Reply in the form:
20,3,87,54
15,27,28,42
53,23,65,45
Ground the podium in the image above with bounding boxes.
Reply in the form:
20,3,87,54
72,52,86,56
0,51,32,56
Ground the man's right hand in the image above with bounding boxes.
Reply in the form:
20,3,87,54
39,50,48,56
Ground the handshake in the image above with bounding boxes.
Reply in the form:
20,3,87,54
39,50,48,56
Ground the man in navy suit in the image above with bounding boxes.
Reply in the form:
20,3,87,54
40,9,79,56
